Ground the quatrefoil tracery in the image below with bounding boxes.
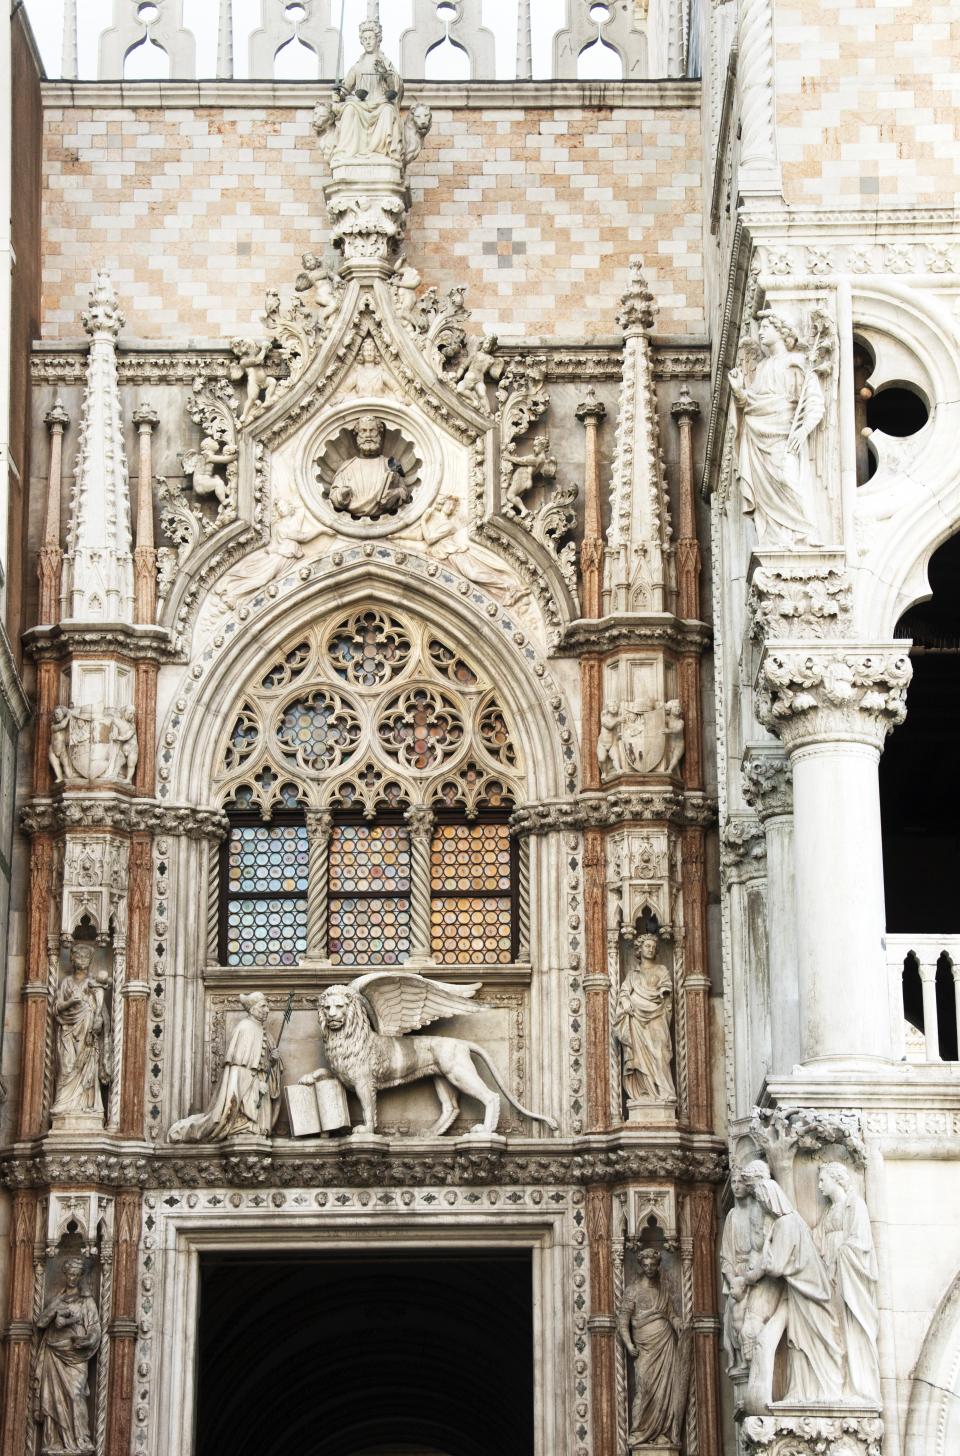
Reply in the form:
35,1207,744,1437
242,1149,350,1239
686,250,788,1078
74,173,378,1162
215,606,523,817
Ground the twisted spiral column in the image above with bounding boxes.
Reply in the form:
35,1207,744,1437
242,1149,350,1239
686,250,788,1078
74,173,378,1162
305,811,334,962
405,805,435,966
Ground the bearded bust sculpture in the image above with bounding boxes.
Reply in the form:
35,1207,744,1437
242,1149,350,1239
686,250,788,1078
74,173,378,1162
315,416,422,523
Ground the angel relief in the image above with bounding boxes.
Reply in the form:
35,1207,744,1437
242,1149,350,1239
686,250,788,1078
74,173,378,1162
295,972,558,1138
728,308,836,548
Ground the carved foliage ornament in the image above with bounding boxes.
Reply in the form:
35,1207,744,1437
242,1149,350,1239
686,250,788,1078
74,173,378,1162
748,564,853,643
756,649,912,749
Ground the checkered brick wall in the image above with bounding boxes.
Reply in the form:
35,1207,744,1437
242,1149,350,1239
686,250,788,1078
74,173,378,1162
775,1,960,205
41,103,705,341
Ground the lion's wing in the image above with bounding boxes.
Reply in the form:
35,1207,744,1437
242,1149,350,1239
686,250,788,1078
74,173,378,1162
350,972,481,1036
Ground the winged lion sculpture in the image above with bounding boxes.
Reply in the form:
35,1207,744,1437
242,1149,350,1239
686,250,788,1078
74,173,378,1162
298,971,558,1137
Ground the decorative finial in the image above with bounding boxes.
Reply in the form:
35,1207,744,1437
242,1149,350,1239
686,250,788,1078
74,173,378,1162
45,397,71,431
81,272,125,340
616,255,657,334
576,385,607,426
671,383,700,423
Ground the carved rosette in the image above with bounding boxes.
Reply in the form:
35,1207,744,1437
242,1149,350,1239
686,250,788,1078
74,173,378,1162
741,745,792,821
740,1414,884,1456
755,646,912,753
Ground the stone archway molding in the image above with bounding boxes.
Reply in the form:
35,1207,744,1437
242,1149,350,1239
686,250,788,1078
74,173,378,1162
904,1262,960,1456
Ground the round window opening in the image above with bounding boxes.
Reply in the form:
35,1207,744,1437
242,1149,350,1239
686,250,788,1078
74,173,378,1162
866,384,930,438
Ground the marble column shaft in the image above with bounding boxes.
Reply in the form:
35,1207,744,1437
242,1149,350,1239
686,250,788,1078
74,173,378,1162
583,827,611,1133
587,1185,617,1455
0,1190,39,1456
104,1189,142,1456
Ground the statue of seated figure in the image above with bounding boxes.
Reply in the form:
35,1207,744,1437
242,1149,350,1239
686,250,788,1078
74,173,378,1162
330,21,404,167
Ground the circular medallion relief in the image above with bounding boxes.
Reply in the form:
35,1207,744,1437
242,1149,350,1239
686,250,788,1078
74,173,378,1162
303,404,438,539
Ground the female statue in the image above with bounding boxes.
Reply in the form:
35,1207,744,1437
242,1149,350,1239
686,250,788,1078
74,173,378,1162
613,933,676,1104
32,1257,101,1455
728,310,825,547
332,22,404,166
814,1162,882,1405
50,943,112,1122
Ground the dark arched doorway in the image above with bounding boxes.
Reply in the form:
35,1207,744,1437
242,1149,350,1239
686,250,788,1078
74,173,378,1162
882,530,960,939
194,1250,534,1456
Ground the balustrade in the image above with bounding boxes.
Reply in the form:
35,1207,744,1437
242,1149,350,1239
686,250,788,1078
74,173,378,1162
886,933,960,1064
32,0,693,82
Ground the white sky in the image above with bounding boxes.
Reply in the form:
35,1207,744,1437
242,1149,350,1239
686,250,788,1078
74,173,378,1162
23,1,625,82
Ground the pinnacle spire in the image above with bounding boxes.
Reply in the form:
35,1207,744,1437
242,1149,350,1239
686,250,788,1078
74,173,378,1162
62,273,134,623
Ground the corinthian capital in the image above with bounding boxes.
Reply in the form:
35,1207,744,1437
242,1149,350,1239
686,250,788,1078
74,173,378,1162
742,743,792,820
756,645,912,753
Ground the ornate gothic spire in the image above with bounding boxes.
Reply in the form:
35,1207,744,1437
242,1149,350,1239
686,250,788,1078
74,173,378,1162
62,273,134,624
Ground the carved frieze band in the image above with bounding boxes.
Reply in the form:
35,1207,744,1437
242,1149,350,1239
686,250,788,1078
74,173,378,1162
30,345,711,388
22,799,229,840
512,790,717,834
0,1143,728,1190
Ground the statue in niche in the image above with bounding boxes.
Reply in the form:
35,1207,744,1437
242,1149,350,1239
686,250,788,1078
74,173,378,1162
728,309,834,548
294,251,339,330
51,942,112,1123
502,433,557,517
230,338,278,425
168,991,283,1142
420,495,529,609
298,973,558,1137
619,1245,689,1448
318,21,405,168
181,433,237,508
720,1161,783,1381
739,1160,843,1409
216,497,328,610
455,333,501,409
327,416,412,518
613,933,676,1106
814,1162,881,1406
32,1256,101,1455
346,337,391,397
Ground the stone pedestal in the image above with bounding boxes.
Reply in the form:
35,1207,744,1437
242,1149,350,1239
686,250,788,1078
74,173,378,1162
625,1097,677,1125
628,1442,678,1456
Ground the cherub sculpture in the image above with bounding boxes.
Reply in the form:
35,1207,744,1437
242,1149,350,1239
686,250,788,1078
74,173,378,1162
455,334,501,409
294,251,339,331
230,338,278,425
181,434,237,507
502,433,557,516
298,972,558,1137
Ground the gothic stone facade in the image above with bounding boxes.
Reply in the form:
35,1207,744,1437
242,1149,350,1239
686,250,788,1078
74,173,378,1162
1,4,959,1456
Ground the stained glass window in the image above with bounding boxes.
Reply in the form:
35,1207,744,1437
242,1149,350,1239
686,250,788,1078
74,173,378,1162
328,820,411,965
430,818,515,964
222,817,308,966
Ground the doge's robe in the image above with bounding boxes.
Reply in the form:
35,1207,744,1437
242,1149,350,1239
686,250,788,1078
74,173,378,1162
169,1014,281,1142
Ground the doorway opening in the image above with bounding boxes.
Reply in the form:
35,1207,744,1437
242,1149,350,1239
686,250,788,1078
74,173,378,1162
194,1249,534,1456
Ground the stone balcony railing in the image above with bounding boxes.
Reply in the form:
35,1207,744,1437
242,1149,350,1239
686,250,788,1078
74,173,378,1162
887,933,960,1064
35,0,693,84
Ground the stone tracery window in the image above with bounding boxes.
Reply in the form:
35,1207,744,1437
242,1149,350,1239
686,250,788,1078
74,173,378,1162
215,607,524,967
